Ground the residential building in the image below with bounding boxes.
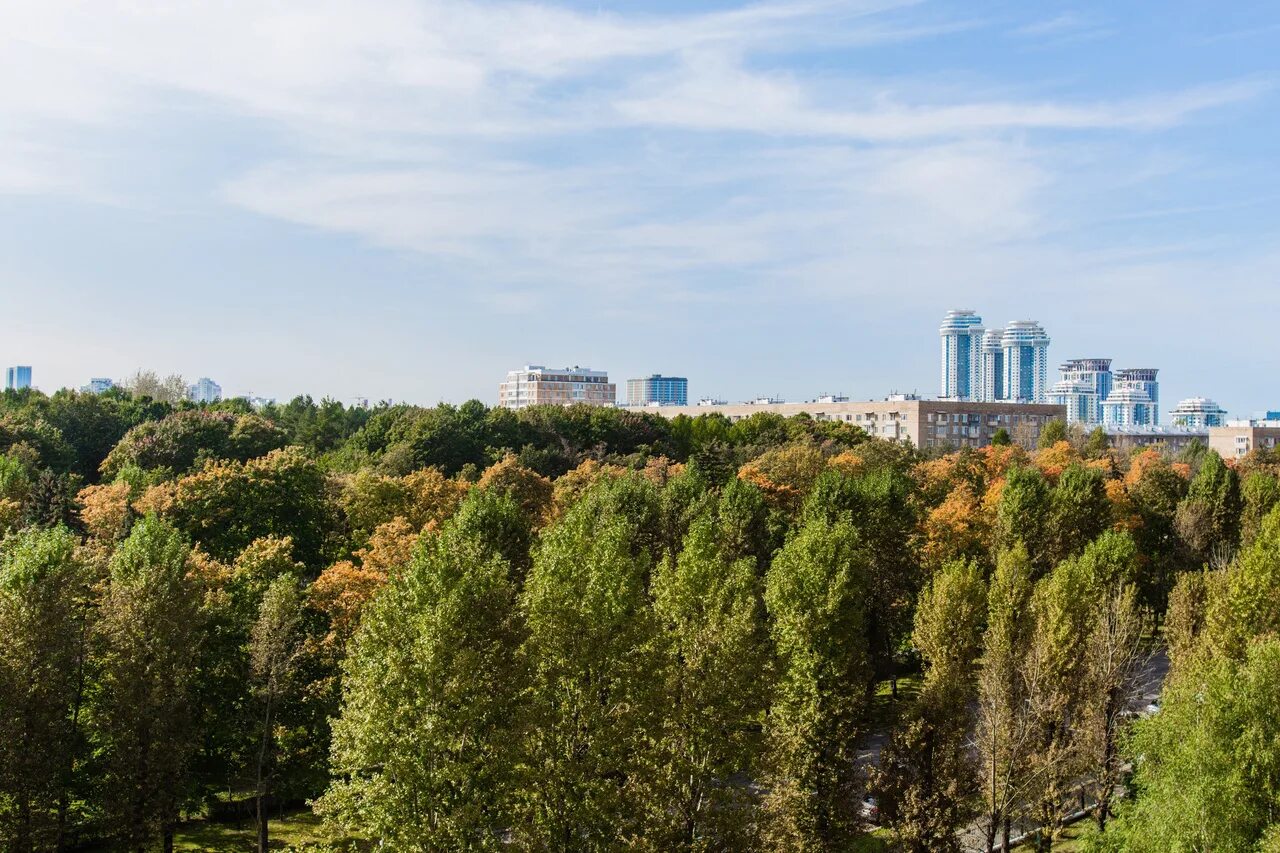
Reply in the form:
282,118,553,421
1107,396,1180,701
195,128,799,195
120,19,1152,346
498,365,616,410
5,366,32,390
1001,320,1051,403
636,398,1065,449
83,377,114,394
939,310,985,400
1110,368,1160,425
188,377,223,404
1169,397,1228,429
1048,379,1098,426
979,329,1004,402
626,374,688,407
1210,419,1280,460
1102,385,1155,427
1104,425,1209,455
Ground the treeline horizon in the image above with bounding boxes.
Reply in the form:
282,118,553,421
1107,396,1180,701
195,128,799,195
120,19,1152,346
1,387,1279,852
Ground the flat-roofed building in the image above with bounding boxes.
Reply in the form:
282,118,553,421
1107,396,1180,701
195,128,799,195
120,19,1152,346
639,398,1065,449
1103,425,1209,454
1169,397,1228,429
1209,419,1280,460
626,374,688,407
498,365,616,410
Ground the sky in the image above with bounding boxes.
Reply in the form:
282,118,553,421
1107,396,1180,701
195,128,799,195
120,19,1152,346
1,0,1278,416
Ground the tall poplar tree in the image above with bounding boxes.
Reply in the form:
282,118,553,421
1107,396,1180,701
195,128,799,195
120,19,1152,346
515,481,661,850
647,513,769,849
92,516,201,853
0,527,89,853
761,517,873,851
974,545,1035,853
320,519,524,850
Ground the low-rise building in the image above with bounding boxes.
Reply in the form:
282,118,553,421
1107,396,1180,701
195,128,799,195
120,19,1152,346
498,365,616,410
1209,419,1280,460
1103,426,1208,454
639,398,1065,449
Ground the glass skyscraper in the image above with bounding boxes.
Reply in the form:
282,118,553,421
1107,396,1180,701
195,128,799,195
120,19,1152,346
1106,368,1159,426
1048,358,1112,425
5,366,32,390
1000,320,1051,403
939,310,985,400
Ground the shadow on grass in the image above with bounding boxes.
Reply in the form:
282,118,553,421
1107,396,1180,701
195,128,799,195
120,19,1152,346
173,809,366,852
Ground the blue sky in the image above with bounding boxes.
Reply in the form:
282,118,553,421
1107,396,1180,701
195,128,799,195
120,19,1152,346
2,0,1277,415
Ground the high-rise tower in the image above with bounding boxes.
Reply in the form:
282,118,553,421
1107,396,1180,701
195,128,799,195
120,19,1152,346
1001,320,1051,403
939,310,985,400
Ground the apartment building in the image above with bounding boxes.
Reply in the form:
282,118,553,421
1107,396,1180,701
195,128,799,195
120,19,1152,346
626,374,688,407
640,398,1065,449
498,365,616,410
1209,419,1280,460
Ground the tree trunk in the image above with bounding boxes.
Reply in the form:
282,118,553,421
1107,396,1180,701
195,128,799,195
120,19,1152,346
984,812,998,853
1001,816,1011,851
162,825,174,853
257,794,269,853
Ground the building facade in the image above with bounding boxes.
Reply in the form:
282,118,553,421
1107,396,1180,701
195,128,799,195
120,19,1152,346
626,374,688,407
188,377,222,404
1169,397,1227,429
1001,320,1052,403
1048,379,1098,426
1109,368,1159,425
979,328,1004,402
498,365,616,410
83,377,114,394
1104,426,1208,454
939,310,986,400
1209,420,1280,460
5,366,32,391
1102,386,1155,427
638,398,1064,449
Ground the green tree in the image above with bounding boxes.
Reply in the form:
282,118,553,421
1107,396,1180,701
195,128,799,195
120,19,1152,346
92,517,202,853
1175,449,1242,564
320,522,524,850
1048,464,1109,567
1241,470,1280,548
995,466,1054,576
646,513,769,849
1023,557,1096,852
802,466,921,693
0,527,90,852
248,576,306,853
136,447,332,566
876,559,986,852
516,484,661,850
761,517,872,851
1038,419,1069,450
1101,638,1280,851
975,545,1035,853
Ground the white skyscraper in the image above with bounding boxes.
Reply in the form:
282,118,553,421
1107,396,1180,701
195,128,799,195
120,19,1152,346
939,310,985,400
1000,320,1051,403
188,377,223,404
979,329,1004,402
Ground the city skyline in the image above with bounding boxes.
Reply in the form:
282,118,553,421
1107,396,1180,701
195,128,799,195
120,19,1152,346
2,1,1279,414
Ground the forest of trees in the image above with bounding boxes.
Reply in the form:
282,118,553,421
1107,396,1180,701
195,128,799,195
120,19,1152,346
1,385,1279,851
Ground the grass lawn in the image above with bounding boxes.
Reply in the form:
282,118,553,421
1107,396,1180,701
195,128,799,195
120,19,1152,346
173,809,364,851
1050,820,1091,851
